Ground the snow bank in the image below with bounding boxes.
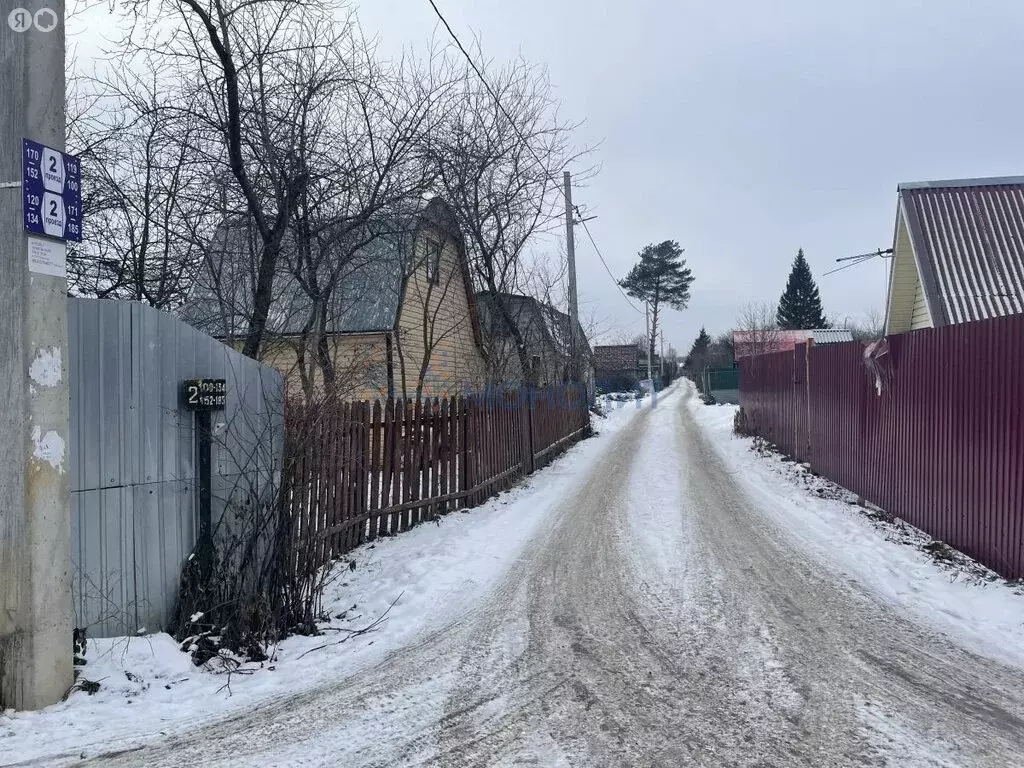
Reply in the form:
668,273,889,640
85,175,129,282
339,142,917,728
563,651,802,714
689,396,1024,670
0,395,654,765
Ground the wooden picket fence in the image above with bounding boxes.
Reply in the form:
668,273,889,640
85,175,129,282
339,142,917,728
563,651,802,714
283,384,589,574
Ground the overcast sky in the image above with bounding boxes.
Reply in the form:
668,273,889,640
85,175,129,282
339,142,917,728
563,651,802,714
70,0,1024,353
352,0,1024,351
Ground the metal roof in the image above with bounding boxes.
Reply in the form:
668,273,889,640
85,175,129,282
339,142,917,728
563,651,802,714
898,178,1024,326
732,329,852,359
476,293,592,360
809,329,855,344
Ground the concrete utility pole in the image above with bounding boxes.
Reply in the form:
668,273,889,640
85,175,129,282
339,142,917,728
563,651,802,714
563,171,580,383
660,329,665,379
645,303,653,382
1,2,73,709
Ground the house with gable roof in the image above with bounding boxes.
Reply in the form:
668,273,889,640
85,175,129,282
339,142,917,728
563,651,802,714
184,197,487,401
885,176,1024,335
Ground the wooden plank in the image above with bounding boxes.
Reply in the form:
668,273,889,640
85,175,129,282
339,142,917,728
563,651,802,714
308,407,325,574
358,401,371,545
431,398,441,517
368,400,382,540
311,407,327,570
285,407,304,580
450,396,459,506
392,398,406,533
462,396,473,506
381,398,396,536
409,398,423,528
340,401,355,554
419,398,431,521
421,399,432,519
323,403,339,562
438,398,450,515
400,400,413,531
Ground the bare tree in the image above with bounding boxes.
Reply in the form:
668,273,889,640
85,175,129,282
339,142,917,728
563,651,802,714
734,301,782,358
68,64,213,307
109,0,349,359
427,53,590,382
840,307,885,341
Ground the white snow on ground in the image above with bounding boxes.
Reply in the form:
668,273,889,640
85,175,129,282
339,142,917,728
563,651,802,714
0,393,654,766
689,397,1024,670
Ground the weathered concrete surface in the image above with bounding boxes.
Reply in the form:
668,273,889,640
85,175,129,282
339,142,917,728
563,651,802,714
0,0,73,710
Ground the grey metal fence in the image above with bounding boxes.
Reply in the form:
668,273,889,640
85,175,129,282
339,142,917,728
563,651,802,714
68,298,283,637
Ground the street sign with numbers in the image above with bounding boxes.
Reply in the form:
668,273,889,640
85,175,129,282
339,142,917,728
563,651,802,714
22,138,82,242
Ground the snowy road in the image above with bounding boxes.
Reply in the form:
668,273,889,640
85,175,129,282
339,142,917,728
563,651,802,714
63,388,1024,765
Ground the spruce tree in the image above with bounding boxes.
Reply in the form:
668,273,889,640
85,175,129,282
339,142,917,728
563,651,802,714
776,249,829,330
683,327,711,375
687,327,711,360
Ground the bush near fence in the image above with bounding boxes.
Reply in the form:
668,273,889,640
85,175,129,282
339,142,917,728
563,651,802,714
739,313,1024,580
283,384,590,574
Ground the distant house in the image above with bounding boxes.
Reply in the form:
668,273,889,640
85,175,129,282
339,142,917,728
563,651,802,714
476,292,595,397
184,198,486,401
594,344,642,392
885,176,1024,335
732,329,853,359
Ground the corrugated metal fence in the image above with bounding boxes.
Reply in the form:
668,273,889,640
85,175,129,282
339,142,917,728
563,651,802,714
69,298,283,636
739,313,1024,579
285,384,590,574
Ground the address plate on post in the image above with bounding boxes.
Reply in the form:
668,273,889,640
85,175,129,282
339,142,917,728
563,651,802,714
182,379,227,411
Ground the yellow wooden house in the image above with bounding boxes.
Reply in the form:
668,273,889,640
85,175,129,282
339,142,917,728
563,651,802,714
186,198,486,402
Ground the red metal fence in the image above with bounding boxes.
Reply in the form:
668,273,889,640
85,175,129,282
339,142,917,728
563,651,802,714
284,384,590,573
740,314,1024,579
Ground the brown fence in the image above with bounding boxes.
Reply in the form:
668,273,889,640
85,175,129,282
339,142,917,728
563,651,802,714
739,313,1024,579
284,384,590,573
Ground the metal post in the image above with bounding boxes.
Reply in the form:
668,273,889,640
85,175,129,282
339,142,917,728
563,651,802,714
563,171,579,383
0,2,73,709
196,411,214,582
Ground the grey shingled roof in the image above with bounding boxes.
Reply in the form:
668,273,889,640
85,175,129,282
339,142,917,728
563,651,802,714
898,177,1024,326
476,293,592,359
182,199,453,339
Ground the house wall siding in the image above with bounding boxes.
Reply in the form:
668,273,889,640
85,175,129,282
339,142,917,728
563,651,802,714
910,272,933,330
886,211,922,334
260,334,390,402
394,224,486,398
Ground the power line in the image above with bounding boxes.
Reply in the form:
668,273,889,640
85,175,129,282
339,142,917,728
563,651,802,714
577,209,643,313
426,0,639,314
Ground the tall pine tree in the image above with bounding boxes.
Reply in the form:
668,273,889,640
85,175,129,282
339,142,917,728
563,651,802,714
776,249,829,330
619,240,695,373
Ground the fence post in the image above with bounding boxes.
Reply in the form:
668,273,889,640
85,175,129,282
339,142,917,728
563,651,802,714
462,395,474,505
522,385,535,475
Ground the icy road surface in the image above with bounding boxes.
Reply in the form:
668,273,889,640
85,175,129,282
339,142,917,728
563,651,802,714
37,387,1024,765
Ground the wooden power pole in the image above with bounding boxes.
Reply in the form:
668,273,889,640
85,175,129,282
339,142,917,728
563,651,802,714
1,2,74,709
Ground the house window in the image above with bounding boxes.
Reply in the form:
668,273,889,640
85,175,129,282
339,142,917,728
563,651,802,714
426,238,442,284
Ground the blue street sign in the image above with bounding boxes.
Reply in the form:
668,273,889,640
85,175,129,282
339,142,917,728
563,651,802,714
22,138,82,242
